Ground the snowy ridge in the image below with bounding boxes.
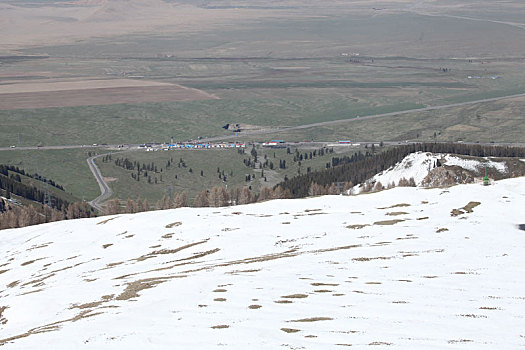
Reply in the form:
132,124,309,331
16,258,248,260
353,152,508,193
1,178,525,349
444,154,507,173
362,152,441,189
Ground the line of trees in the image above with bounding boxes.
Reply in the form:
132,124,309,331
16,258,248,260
102,184,294,214
0,164,65,191
193,185,291,207
0,200,94,230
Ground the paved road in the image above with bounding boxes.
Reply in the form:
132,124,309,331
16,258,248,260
201,92,525,142
1,92,524,151
86,149,134,213
86,153,113,213
0,144,102,151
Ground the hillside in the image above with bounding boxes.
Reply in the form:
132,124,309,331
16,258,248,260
354,151,525,192
1,177,524,348
0,165,94,229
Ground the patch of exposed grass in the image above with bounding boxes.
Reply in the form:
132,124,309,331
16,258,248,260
115,277,170,301
459,314,487,318
448,339,473,344
7,281,19,288
0,306,8,325
352,256,392,262
386,212,408,216
451,201,481,216
346,224,369,229
281,328,300,333
97,217,118,225
373,219,405,226
288,317,333,322
281,294,308,299
165,222,182,228
378,203,410,209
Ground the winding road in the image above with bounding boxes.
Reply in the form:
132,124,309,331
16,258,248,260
86,153,113,213
86,149,133,213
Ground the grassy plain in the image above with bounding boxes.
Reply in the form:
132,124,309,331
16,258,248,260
1,9,524,147
237,96,525,143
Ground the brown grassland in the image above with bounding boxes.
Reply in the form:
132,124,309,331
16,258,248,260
0,80,218,110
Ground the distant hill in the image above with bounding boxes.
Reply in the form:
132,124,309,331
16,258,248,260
0,165,95,229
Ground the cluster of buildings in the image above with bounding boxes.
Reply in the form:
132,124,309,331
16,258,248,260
140,142,246,151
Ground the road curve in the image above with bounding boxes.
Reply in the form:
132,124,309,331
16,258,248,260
86,153,113,213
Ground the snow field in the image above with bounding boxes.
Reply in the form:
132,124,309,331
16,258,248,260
0,178,524,349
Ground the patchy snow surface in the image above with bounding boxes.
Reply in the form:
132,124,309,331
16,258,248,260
1,178,525,349
444,154,507,173
353,152,508,193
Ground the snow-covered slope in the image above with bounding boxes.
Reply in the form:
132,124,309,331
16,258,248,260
1,178,525,349
353,152,509,193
